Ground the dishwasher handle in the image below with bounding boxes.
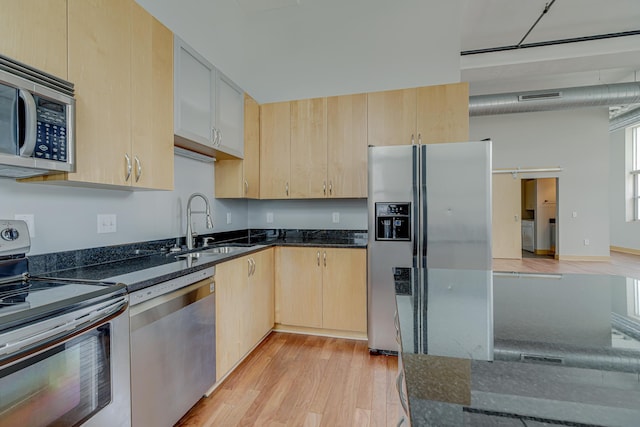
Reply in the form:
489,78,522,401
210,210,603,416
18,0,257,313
130,277,214,332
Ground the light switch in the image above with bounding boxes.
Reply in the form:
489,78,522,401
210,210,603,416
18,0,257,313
332,212,340,223
226,212,232,224
266,212,274,224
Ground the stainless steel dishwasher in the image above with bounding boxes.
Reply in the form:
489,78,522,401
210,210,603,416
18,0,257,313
129,267,216,427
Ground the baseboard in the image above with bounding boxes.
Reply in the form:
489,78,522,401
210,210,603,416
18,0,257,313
610,245,640,256
557,255,611,262
534,249,552,255
273,324,368,341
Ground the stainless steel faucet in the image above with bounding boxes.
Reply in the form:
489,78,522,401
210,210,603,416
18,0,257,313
186,193,213,250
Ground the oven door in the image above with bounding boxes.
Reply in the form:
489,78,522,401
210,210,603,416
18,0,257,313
0,297,131,427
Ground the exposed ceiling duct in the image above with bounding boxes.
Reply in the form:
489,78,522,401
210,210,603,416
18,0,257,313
469,82,640,117
609,105,640,132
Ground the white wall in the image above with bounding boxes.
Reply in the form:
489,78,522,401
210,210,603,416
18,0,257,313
470,108,610,258
248,199,367,230
609,127,640,250
0,155,248,255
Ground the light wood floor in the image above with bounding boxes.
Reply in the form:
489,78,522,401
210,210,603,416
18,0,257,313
176,250,640,427
176,333,399,427
493,250,640,279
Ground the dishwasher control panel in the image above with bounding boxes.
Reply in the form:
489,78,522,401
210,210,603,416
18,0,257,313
129,267,215,306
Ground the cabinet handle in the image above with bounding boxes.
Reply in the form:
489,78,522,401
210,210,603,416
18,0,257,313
329,181,332,196
317,251,320,266
248,259,252,277
323,181,326,195
251,259,256,276
418,133,422,145
323,251,326,267
244,180,249,194
124,153,132,182
285,182,289,196
134,156,142,182
218,129,223,146
411,134,415,145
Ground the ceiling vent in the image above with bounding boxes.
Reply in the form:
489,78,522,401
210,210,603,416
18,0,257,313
470,82,640,116
518,91,562,101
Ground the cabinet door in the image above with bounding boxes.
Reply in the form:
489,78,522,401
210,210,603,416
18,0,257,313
367,88,416,146
290,98,327,198
327,94,368,198
243,94,261,198
131,2,174,190
275,247,322,328
215,256,247,380
0,0,68,79
416,82,469,144
174,36,214,148
322,248,367,332
68,0,132,186
214,93,260,198
215,71,244,158
248,249,274,346
260,102,291,199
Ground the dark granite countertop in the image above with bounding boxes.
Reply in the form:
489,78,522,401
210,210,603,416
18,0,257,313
30,229,366,292
395,269,640,426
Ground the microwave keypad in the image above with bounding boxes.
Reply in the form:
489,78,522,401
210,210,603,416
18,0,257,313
34,99,67,162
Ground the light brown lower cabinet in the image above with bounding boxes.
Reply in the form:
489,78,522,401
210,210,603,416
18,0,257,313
215,248,274,380
275,247,367,333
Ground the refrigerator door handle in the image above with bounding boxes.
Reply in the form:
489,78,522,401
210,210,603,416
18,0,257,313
412,145,419,268
421,145,428,266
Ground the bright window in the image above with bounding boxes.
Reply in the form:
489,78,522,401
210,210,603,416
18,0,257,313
635,279,640,318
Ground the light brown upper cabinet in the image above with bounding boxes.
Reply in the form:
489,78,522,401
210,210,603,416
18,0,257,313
368,82,469,146
0,0,68,79
215,94,260,198
23,0,174,189
130,1,174,190
260,101,291,199
290,98,328,198
327,93,368,198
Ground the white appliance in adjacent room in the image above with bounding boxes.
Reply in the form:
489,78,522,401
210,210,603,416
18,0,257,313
522,219,535,252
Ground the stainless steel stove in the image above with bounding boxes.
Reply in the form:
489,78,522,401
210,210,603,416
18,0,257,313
0,219,132,427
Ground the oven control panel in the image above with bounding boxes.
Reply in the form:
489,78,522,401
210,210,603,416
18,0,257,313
0,220,30,257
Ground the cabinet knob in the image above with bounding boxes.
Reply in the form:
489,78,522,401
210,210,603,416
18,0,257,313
317,251,320,266
411,134,415,145
285,182,289,196
244,180,249,194
329,181,332,196
323,251,326,267
418,133,422,145
323,181,326,195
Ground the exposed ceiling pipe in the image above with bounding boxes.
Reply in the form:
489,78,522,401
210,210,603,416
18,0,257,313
469,82,640,116
609,105,640,132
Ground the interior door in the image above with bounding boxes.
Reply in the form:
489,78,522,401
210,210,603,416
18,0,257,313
492,174,522,259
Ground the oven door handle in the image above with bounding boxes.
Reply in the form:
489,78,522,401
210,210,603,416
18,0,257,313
0,296,127,358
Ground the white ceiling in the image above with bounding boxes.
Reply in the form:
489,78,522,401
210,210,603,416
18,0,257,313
136,0,640,102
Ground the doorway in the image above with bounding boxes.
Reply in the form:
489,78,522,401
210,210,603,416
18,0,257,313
521,178,558,259
492,174,559,260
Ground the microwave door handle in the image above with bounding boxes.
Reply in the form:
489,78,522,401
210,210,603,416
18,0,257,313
18,89,37,157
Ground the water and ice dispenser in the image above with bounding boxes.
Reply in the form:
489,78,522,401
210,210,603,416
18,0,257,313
375,203,411,241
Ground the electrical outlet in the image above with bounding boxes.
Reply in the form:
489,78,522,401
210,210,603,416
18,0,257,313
572,211,578,218
226,212,232,224
14,214,35,237
584,238,589,246
332,212,340,223
266,212,274,224
97,214,117,234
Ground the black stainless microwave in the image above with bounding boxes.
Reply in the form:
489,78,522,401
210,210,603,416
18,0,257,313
0,54,75,178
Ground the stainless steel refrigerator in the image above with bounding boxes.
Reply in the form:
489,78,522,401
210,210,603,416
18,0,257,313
367,141,493,357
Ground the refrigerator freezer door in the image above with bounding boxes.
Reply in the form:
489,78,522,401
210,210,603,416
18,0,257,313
368,145,416,353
